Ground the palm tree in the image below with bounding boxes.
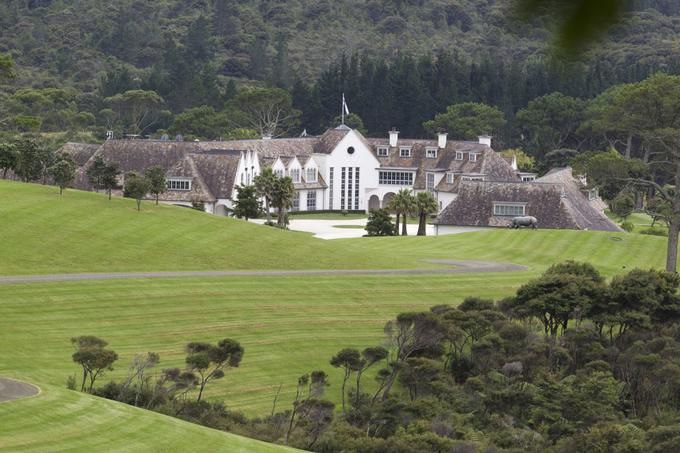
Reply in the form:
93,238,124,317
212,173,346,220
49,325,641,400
393,189,415,236
387,196,400,233
271,176,295,228
415,191,438,236
254,167,277,224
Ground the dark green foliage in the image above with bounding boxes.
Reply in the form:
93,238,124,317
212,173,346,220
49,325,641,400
48,154,76,194
0,141,18,178
12,137,54,183
621,221,635,232
71,335,118,392
612,192,635,219
640,227,668,237
123,172,151,211
232,184,261,220
185,338,244,403
144,165,166,205
365,208,396,236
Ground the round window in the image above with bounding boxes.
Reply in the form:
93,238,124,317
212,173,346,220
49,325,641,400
347,146,355,154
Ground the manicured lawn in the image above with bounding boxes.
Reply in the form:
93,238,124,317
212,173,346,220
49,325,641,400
0,180,671,451
0,382,302,452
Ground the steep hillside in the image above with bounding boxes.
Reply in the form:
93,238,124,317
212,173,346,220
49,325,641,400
0,0,678,89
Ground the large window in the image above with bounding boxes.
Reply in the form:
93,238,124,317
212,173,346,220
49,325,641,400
446,173,455,184
274,169,284,178
341,167,346,210
292,192,300,211
455,152,464,161
461,176,484,181
290,168,301,183
400,147,412,158
307,190,316,210
306,168,317,182
493,203,525,217
354,167,360,210
469,153,478,162
329,167,334,210
379,171,414,186
426,148,438,158
377,147,389,157
167,179,191,191
426,173,435,191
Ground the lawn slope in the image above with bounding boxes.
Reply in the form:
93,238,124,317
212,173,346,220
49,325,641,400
0,382,301,452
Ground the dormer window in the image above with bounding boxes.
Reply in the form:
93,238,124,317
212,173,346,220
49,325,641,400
455,152,464,161
377,146,389,157
446,173,455,184
426,148,438,158
400,147,411,158
306,168,317,183
469,153,478,162
290,168,301,183
167,178,192,191
274,169,284,178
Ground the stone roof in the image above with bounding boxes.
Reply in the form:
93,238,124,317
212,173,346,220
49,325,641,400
436,168,623,232
436,181,575,229
536,167,622,232
189,150,241,200
60,142,101,166
363,138,519,191
313,127,351,154
197,137,317,161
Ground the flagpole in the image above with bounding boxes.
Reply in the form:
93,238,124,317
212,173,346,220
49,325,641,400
341,93,345,125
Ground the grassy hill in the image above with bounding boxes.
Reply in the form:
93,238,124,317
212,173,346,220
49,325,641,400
0,181,671,451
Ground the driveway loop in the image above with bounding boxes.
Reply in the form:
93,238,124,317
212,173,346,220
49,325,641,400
0,378,40,403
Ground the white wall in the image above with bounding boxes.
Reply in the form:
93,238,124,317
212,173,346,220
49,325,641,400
323,130,380,211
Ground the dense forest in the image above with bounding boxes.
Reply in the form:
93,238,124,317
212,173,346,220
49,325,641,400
1,0,680,147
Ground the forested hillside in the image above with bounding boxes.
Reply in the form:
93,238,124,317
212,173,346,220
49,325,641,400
1,0,680,147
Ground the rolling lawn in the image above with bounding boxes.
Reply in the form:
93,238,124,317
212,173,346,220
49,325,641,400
0,180,671,451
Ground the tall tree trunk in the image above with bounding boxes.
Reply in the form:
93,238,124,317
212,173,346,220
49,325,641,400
108,189,112,201
60,186,63,195
667,219,679,273
395,213,400,234
401,213,408,236
265,198,271,223
2,168,7,179
417,211,426,236
340,372,348,415
156,194,159,205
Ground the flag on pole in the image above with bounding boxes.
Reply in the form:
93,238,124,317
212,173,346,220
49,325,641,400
342,93,350,115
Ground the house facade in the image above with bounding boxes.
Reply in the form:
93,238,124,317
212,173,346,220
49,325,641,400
63,127,616,232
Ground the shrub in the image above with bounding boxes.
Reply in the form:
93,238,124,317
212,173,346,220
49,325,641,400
620,221,634,232
640,227,668,237
365,208,396,236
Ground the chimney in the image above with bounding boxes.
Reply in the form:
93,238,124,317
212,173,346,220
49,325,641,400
478,135,492,147
389,128,399,147
437,130,448,149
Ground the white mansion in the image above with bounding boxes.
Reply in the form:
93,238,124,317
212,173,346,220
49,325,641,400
64,125,620,232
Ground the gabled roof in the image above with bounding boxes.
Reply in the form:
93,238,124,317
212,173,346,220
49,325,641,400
536,167,621,232
363,138,519,191
313,127,352,154
197,138,317,161
436,168,623,232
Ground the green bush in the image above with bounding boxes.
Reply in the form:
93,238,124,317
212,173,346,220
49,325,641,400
640,227,668,237
620,221,635,232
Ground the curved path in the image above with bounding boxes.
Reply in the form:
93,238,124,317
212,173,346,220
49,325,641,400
0,261,527,285
0,378,40,403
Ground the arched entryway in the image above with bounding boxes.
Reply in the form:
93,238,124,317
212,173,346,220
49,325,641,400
368,195,380,211
382,192,396,209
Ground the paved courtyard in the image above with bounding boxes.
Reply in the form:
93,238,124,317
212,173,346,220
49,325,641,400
251,217,483,239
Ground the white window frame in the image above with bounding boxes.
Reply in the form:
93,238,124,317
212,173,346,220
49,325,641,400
399,147,412,158
461,176,484,181
167,178,192,191
446,173,455,184
378,171,414,186
521,175,536,182
493,202,526,217
306,190,317,210
292,192,300,211
455,152,464,161
377,146,389,157
469,153,478,162
290,168,301,183
426,172,435,191
306,168,317,183
274,169,284,178
426,148,438,158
